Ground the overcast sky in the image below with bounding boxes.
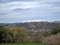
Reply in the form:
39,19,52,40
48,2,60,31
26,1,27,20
0,0,60,23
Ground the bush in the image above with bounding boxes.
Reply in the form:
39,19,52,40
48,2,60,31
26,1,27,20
42,33,60,45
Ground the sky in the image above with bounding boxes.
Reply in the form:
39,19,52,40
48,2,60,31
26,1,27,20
0,0,60,23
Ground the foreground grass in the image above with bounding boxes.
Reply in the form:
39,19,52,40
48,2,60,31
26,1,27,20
0,43,45,45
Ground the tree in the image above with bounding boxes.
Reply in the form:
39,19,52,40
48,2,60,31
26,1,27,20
0,26,13,43
51,25,60,34
8,26,32,43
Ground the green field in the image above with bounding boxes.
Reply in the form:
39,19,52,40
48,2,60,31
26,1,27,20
0,43,45,45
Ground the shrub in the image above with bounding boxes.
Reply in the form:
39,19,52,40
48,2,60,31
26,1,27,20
42,33,60,45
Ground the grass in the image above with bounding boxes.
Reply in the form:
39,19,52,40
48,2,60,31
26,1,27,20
0,43,45,45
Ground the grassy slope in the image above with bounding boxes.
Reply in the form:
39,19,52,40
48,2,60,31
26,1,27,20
0,43,45,45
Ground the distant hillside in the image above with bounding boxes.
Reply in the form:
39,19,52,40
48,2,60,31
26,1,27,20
0,21,60,31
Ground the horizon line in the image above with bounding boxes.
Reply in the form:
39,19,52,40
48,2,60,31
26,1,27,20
0,20,60,23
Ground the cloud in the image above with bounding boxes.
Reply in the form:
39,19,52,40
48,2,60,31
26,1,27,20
0,1,39,11
0,0,36,3
0,0,60,23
